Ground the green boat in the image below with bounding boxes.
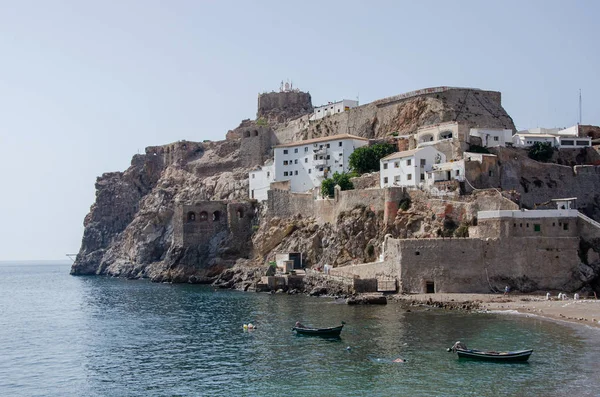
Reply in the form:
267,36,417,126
292,322,344,337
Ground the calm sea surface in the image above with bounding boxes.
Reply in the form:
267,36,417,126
0,262,599,397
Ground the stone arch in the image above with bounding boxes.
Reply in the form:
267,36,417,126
253,130,259,136
187,212,196,222
212,211,221,222
438,130,453,140
199,211,208,221
244,131,251,138
237,208,244,219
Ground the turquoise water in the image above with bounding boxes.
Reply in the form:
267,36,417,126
0,262,599,396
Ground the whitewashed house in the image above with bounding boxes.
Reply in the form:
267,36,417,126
380,146,446,188
469,128,513,147
249,134,369,200
513,124,592,148
249,161,275,201
310,100,359,121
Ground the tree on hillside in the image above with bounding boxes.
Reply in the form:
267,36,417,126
320,172,354,198
348,143,397,174
528,142,555,163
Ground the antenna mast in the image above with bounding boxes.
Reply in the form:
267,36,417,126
579,89,582,125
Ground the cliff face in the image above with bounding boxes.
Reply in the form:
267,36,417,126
71,139,253,281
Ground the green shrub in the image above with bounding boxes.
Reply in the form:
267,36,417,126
348,143,397,174
256,118,268,126
454,224,469,238
320,172,354,198
367,244,375,256
528,142,555,162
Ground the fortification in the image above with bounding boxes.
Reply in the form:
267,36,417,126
257,91,313,124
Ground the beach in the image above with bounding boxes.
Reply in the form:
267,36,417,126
395,293,600,329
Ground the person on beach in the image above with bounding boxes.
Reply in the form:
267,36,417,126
504,285,510,295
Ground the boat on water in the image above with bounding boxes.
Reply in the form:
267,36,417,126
292,322,344,337
448,341,533,362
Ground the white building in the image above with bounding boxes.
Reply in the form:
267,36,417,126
249,134,369,200
469,128,513,148
380,146,446,188
512,133,557,148
249,161,275,201
310,99,359,121
426,152,496,186
512,124,592,148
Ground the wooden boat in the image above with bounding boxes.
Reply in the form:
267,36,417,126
291,322,344,337
455,348,533,362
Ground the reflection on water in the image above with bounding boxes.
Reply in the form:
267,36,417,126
0,263,599,396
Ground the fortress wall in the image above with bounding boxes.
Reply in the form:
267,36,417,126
329,260,400,280
239,127,276,168
392,236,580,293
179,202,229,248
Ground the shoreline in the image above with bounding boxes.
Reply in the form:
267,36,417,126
392,293,600,329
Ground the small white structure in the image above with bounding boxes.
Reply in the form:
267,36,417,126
380,146,446,188
469,128,513,148
552,197,577,210
310,99,359,121
416,121,467,146
249,161,275,201
249,134,369,200
513,125,592,148
512,133,557,148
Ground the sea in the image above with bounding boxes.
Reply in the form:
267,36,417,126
1,261,599,397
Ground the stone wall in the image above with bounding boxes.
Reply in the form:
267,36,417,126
350,172,380,190
394,236,580,293
175,202,229,247
293,88,515,144
471,215,579,239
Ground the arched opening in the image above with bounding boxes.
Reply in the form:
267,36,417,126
439,130,453,140
419,133,435,143
253,130,259,136
199,211,208,221
187,212,196,222
212,211,221,221
237,208,244,219
244,131,250,138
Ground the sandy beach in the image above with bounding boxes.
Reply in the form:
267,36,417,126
395,293,600,329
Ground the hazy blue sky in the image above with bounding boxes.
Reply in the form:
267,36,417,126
1,0,598,260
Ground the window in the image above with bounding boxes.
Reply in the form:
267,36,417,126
577,140,589,146
213,211,221,221
337,109,340,112
267,172,270,178
319,167,323,171
305,158,308,163
339,164,342,167
407,174,412,180
326,143,330,148
493,136,499,141
283,160,288,165
339,142,342,147
563,223,569,231
394,175,400,182
295,170,298,175
526,223,529,228
283,149,288,154
187,212,196,221
513,223,516,227
455,170,460,176
326,155,330,160
489,170,493,177
407,159,412,166
199,211,208,221
308,169,312,174
252,174,255,179
284,171,288,176
304,147,308,152
339,153,342,156
383,163,388,170
294,148,298,153
562,140,574,146
534,224,541,232
394,161,400,168
237,209,244,219
294,159,298,164
420,173,425,181
384,177,388,184
420,159,426,166
319,145,323,149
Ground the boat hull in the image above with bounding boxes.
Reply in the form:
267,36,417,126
456,349,533,362
292,325,343,337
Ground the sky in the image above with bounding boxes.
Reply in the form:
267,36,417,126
0,0,599,260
